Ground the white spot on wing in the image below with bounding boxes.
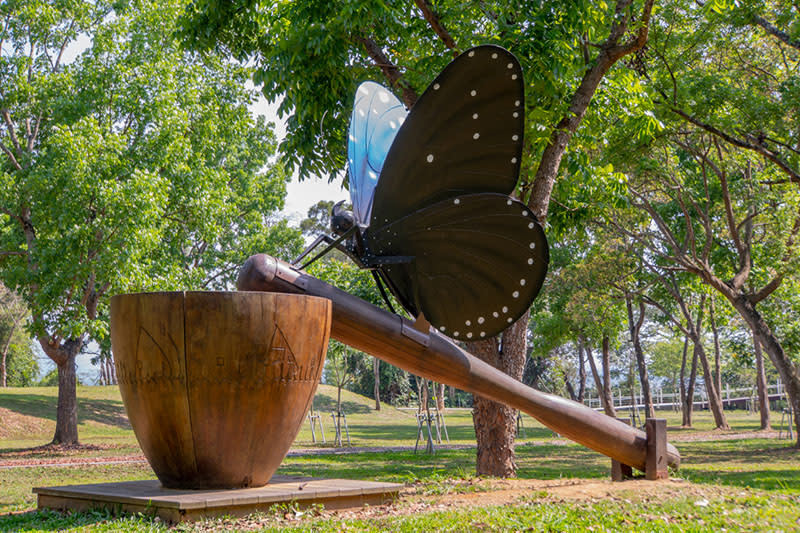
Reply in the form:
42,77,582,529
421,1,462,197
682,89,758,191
480,332,486,337
522,210,528,216
454,331,460,337
470,90,477,96
507,317,513,323
493,312,499,318
427,154,434,163
478,317,485,324
465,320,471,326
528,222,534,229
512,74,518,80
513,291,519,298
473,132,480,140
507,62,513,69
507,199,512,206
513,112,519,118
434,83,440,90
529,242,536,249
527,258,534,265
454,198,461,205
468,50,475,57
491,53,498,59
502,306,508,313
520,279,526,286
515,100,520,106
467,332,473,338
512,135,519,141
472,113,478,119
511,157,517,163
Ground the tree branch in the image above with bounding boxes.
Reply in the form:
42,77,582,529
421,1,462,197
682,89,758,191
527,0,654,221
752,14,800,50
666,105,800,184
750,275,783,304
0,142,22,170
353,35,419,108
413,0,458,54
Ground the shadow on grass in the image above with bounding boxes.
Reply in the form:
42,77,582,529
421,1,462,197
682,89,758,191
0,393,129,429
278,445,608,483
683,468,800,492
312,395,371,414
0,508,141,532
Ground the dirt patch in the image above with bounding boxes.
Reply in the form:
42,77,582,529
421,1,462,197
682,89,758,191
0,443,139,467
668,429,785,442
187,477,736,531
0,407,51,439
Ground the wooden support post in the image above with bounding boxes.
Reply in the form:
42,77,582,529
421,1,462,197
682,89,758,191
645,418,668,480
611,417,634,482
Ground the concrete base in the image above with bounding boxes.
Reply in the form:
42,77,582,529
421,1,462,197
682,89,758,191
34,476,403,523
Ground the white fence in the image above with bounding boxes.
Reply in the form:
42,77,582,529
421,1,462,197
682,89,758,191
583,380,789,412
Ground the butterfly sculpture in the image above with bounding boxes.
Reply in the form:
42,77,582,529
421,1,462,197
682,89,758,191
295,45,548,340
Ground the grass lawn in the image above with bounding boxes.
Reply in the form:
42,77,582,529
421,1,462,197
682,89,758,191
1,385,799,531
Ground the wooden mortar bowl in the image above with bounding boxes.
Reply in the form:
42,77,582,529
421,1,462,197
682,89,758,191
110,291,331,489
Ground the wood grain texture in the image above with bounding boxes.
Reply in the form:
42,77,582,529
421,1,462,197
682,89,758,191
111,291,331,489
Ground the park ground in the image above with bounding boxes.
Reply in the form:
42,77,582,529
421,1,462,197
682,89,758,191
1,385,799,531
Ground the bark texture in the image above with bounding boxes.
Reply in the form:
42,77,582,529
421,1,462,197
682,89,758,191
467,311,528,477
753,331,771,430
626,296,654,419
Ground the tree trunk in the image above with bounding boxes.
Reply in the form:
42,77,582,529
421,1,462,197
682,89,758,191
584,335,617,418
709,297,723,397
752,331,771,430
684,343,699,427
692,337,729,429
336,384,342,414
0,319,20,388
577,341,586,403
729,295,799,445
565,378,578,402
436,382,445,411
38,337,82,445
373,357,381,411
53,355,79,445
679,335,688,417
467,311,528,477
626,296,654,419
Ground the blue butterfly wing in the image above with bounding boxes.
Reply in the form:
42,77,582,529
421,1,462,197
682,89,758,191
347,81,408,226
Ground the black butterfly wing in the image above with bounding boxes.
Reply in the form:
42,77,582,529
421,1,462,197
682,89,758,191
365,193,548,339
368,45,525,228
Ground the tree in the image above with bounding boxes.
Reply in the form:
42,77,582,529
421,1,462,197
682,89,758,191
621,0,800,443
324,340,369,414
0,283,28,386
0,0,298,444
181,0,657,476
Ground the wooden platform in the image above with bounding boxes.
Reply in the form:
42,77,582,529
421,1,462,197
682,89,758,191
34,476,403,523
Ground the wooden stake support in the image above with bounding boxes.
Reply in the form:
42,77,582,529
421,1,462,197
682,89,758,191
611,418,669,481
645,418,669,480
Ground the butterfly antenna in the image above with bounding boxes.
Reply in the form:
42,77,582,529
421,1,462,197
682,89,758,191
370,271,397,315
298,225,357,271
